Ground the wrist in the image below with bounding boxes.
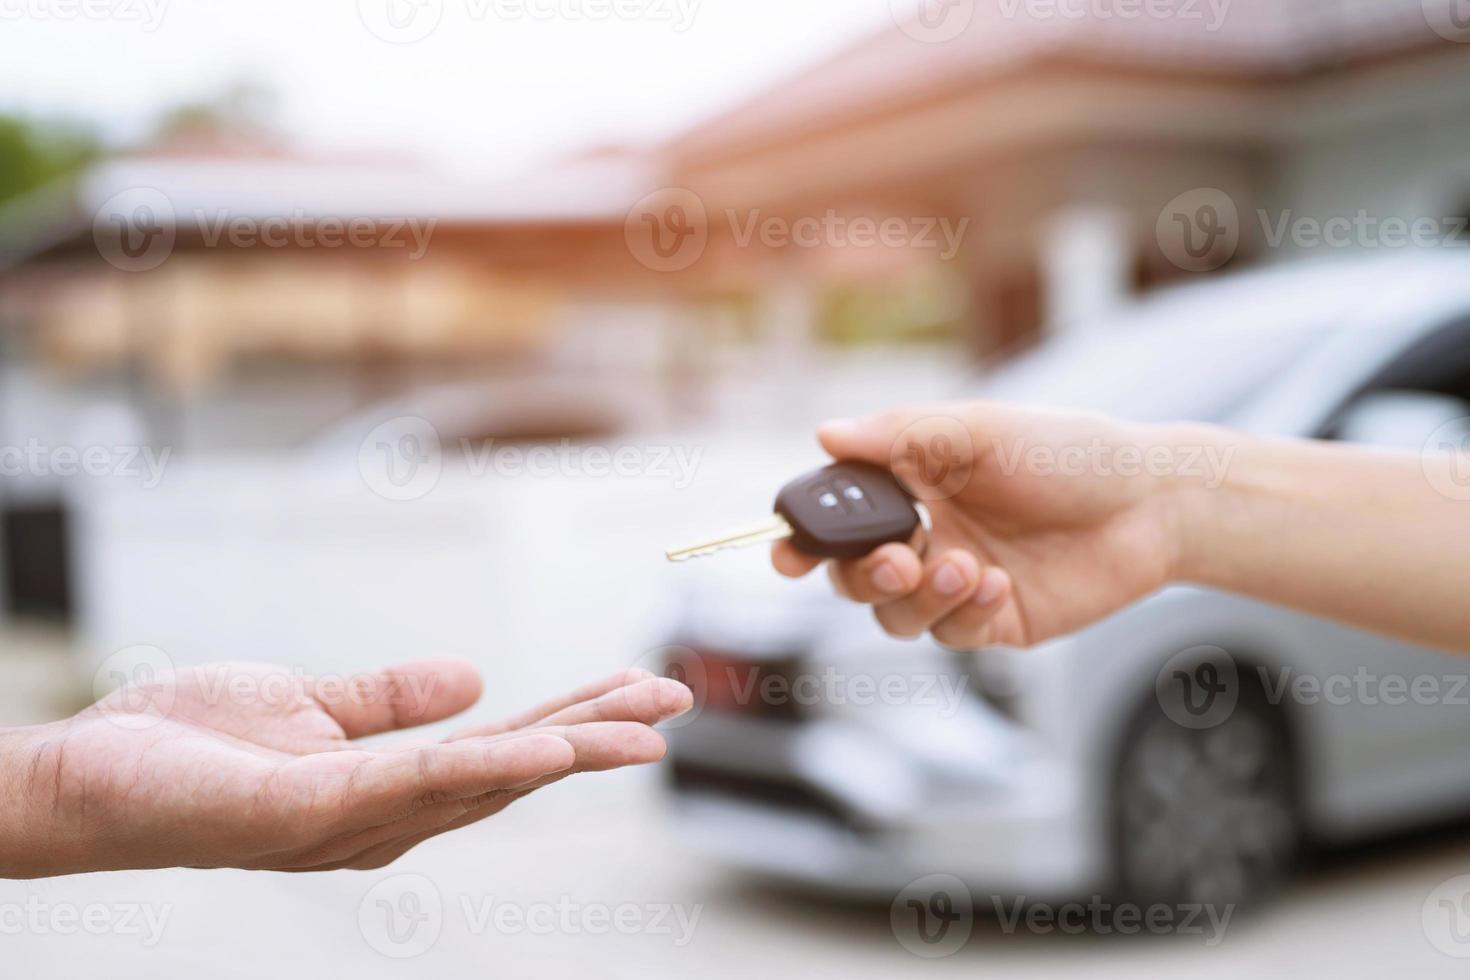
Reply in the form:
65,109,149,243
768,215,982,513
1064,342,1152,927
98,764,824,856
1146,421,1249,588
0,723,62,878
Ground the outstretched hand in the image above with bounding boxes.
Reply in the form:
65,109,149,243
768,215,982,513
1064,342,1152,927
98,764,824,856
774,400,1470,655
773,404,1200,649
0,661,690,878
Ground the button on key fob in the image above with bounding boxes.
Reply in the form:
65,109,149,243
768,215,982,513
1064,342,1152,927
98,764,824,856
774,462,920,559
666,462,922,562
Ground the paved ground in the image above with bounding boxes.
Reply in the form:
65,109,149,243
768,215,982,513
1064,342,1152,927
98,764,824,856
5,627,1470,978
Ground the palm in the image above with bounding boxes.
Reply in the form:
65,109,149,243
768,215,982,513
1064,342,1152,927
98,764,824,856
12,662,688,878
933,443,1174,645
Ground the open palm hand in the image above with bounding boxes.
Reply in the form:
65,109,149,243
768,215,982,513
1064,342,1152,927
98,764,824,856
2,661,689,878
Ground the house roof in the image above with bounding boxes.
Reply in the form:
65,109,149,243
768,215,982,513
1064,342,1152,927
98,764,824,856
669,0,1456,165
0,147,656,270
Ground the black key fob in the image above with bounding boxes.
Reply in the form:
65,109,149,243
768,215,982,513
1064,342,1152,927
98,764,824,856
774,462,921,560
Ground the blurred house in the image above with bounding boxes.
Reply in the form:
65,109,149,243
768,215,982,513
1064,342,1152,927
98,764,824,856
0,143,697,439
666,0,1470,352
6,2,1470,448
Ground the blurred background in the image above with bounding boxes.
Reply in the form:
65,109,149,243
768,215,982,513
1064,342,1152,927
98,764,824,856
6,0,1470,976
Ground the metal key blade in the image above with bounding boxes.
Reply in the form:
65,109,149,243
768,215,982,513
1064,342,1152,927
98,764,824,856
665,515,793,562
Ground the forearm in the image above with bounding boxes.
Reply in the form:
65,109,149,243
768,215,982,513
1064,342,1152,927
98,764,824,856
1166,425,1470,651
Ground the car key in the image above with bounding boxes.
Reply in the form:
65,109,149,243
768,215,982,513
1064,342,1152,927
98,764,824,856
666,461,924,562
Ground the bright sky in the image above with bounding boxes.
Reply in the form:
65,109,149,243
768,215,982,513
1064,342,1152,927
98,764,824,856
1,0,898,178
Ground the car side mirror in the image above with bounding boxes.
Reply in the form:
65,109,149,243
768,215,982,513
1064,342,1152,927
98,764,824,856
1334,390,1470,451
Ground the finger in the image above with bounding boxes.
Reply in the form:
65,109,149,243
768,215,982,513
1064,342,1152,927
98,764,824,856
301,827,447,872
404,722,671,831
931,567,1013,650
329,785,540,869
270,760,555,870
532,721,669,771
771,540,821,578
446,668,656,740
282,722,668,870
826,542,924,604
311,768,568,870
309,659,483,739
873,549,982,639
324,732,576,824
534,677,692,728
331,723,667,868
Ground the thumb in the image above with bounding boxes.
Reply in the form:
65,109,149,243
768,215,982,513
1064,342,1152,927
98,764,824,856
816,418,882,464
818,406,978,465
816,410,920,465
817,407,980,499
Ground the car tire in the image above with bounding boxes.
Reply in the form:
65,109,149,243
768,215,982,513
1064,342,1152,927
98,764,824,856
1110,670,1301,911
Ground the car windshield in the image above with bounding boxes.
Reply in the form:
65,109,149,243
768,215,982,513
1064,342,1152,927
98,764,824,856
975,312,1335,423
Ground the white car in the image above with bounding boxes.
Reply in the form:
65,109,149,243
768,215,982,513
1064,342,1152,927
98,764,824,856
661,254,1470,909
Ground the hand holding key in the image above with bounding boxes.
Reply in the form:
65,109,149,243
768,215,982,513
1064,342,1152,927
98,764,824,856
764,403,1201,649
667,461,922,562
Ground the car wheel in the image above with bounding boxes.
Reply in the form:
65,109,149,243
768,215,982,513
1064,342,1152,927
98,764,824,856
1111,675,1300,910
